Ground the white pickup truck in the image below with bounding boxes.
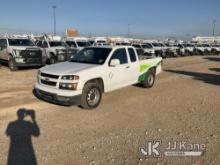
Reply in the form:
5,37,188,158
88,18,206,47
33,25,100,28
194,44,211,55
64,37,90,52
178,43,195,56
33,46,162,109
0,37,46,71
132,43,155,56
36,39,77,64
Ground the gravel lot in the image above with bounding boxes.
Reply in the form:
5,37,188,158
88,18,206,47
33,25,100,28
0,56,220,165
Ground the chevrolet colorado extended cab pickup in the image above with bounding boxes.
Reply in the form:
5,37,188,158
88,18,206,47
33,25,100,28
34,46,162,109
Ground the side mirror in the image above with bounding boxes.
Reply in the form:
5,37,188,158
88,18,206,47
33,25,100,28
110,59,120,67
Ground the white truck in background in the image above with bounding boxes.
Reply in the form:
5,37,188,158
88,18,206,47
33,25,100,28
210,44,220,54
64,37,90,52
88,37,108,46
194,44,211,55
165,43,180,57
178,43,195,56
143,42,167,58
35,36,77,64
0,36,46,71
34,46,162,109
131,43,155,56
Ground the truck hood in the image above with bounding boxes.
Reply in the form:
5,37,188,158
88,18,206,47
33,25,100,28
50,46,66,50
9,46,40,50
40,61,99,75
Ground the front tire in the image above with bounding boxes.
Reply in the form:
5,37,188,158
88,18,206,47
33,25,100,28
49,56,56,64
80,83,102,109
8,56,18,71
141,69,155,88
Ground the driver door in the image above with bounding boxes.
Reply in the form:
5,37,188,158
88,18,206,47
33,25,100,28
107,48,131,91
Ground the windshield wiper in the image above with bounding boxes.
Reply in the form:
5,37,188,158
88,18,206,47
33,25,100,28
70,60,98,64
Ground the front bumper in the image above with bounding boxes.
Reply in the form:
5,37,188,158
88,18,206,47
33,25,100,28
15,57,46,67
33,88,81,106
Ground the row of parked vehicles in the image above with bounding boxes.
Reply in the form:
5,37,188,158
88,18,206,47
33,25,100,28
0,35,220,71
0,35,109,71
131,42,220,58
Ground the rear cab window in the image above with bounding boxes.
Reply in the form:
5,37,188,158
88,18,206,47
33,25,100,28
128,48,137,62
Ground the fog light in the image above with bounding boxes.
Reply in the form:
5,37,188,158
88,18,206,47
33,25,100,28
59,83,78,90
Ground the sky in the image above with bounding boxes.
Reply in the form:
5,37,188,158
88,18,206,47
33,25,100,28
0,0,219,39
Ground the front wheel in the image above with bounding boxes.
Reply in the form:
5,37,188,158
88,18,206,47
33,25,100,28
80,83,102,109
8,56,18,71
49,55,56,64
141,69,155,88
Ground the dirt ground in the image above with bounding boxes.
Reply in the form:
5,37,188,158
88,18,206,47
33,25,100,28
0,56,220,165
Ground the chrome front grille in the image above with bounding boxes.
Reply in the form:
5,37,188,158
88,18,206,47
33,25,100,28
40,72,59,87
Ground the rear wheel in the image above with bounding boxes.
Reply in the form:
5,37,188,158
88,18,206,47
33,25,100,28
161,52,166,59
141,69,155,88
8,56,18,71
80,82,102,109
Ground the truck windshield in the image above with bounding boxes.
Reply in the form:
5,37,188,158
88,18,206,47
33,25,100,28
132,45,141,48
184,44,194,47
8,39,34,46
77,41,89,47
49,41,66,47
70,48,112,65
141,44,152,48
152,43,161,47
97,40,106,43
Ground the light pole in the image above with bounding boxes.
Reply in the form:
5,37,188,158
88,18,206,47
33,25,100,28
127,24,131,38
212,20,216,36
52,5,57,36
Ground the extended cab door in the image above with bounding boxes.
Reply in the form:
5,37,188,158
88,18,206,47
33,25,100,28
107,48,135,91
0,39,8,60
127,48,139,84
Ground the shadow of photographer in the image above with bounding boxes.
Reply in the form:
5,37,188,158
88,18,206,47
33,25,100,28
5,108,40,165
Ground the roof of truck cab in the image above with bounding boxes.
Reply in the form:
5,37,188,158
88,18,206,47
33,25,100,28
90,45,134,49
0,37,30,40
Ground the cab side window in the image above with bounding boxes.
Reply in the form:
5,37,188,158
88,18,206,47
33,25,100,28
42,41,48,48
36,41,43,47
110,48,128,65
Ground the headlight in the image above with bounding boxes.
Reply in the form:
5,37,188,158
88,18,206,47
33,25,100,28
37,70,41,83
56,49,64,54
61,75,79,80
38,70,41,76
59,83,78,90
13,49,22,57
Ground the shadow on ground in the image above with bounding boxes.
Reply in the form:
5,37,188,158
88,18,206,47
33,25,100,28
6,108,40,165
203,57,220,62
210,68,220,73
165,69,220,86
